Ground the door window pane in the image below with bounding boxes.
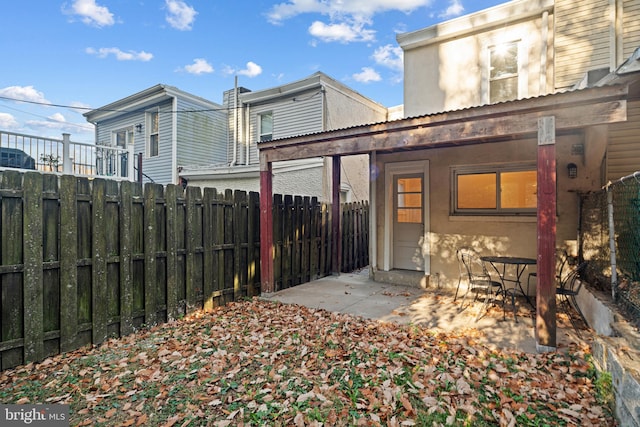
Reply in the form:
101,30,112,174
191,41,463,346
397,177,422,223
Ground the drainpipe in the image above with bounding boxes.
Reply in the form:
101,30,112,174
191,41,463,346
606,185,618,300
230,76,238,166
245,103,251,165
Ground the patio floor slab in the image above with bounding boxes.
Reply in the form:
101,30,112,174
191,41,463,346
261,270,590,354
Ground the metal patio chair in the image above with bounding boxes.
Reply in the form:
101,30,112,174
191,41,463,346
556,261,588,333
455,247,503,321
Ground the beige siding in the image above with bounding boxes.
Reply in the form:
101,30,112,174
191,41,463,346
623,0,640,58
555,0,612,88
607,100,640,181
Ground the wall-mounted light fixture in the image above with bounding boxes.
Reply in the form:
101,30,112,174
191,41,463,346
567,162,578,179
135,123,143,132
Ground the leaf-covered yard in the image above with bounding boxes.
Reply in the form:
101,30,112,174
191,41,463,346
0,298,614,426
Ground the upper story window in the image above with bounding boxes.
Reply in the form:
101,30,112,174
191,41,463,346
148,110,159,157
259,112,273,142
453,164,536,215
489,42,519,103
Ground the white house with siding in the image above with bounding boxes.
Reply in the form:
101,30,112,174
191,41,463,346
180,72,389,202
84,73,390,202
84,84,227,185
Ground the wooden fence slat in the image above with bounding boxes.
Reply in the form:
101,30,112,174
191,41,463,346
91,178,107,344
247,191,259,296
272,194,283,291
119,180,134,335
92,179,108,344
60,175,78,352
1,171,24,369
23,172,44,363
233,190,244,301
144,183,158,325
185,186,200,312
202,188,215,311
165,184,179,320
215,190,226,305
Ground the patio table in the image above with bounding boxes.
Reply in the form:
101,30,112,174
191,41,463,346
480,256,537,316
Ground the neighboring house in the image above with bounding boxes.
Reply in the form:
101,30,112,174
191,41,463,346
180,72,389,202
84,84,227,185
256,0,640,350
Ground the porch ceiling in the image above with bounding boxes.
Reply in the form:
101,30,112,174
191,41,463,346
258,84,629,163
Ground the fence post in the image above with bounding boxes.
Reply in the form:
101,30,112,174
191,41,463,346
127,146,135,180
62,133,72,174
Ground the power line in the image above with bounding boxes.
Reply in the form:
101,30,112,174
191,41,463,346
0,94,233,114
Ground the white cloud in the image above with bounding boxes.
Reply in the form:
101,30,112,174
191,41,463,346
352,67,381,83
309,21,375,43
26,112,93,134
165,0,197,31
66,0,115,27
182,58,214,75
372,44,403,71
237,62,263,78
267,0,432,24
86,47,153,61
439,0,464,18
0,113,19,129
0,86,51,104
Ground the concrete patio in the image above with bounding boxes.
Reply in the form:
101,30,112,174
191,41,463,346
261,269,589,354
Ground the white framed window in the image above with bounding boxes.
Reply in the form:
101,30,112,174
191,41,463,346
259,112,273,142
113,128,133,147
489,42,519,103
452,164,537,215
147,110,159,157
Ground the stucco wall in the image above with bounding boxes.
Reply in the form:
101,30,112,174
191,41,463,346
402,8,550,117
373,131,608,291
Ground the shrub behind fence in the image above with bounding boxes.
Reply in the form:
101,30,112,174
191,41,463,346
0,171,369,370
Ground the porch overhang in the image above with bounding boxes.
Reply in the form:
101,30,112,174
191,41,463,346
258,84,628,162
257,83,630,351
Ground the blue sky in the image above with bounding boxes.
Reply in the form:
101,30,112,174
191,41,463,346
0,0,504,143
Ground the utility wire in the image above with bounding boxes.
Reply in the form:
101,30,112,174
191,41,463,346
0,89,322,115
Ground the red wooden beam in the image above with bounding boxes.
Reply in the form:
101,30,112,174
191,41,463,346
536,117,557,351
332,156,341,275
260,161,274,293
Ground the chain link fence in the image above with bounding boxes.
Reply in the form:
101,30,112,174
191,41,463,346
580,171,640,325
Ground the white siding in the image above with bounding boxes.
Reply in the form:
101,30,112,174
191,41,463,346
175,97,227,168
247,89,324,164
140,100,175,184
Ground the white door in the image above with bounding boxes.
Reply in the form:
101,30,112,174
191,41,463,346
393,173,424,270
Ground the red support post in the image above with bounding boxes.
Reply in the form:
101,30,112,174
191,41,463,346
332,156,341,275
260,160,274,293
536,117,557,351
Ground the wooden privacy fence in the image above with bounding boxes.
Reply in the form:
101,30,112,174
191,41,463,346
0,171,369,370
